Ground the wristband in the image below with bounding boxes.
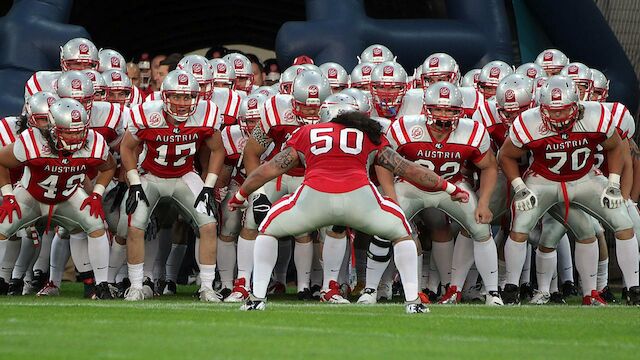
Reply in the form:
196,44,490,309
204,173,218,188
444,182,457,195
235,188,249,202
511,177,525,191
93,184,106,196
608,173,621,185
126,169,141,185
0,184,13,196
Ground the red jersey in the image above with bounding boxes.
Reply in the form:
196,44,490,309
14,129,109,204
596,101,636,176
0,116,26,183
128,100,221,178
510,102,613,182
259,94,305,177
286,122,389,193
221,124,248,183
388,115,490,191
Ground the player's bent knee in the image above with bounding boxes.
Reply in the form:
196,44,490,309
509,231,528,242
575,236,596,244
88,229,105,238
538,245,556,253
615,228,634,240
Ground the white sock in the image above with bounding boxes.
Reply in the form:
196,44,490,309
310,242,323,287
0,239,20,280
252,235,278,298
451,233,474,289
69,232,92,273
427,251,440,291
520,243,532,285
87,232,110,284
108,242,127,283
474,237,499,292
557,234,574,283
199,264,216,290
128,262,144,289
49,234,70,286
616,236,640,288
504,237,527,285
143,234,159,280
34,231,54,273
165,244,187,282
12,235,35,279
236,236,255,282
274,240,292,284
364,239,390,289
294,241,313,292
535,250,557,293
217,239,237,289
393,240,418,302
322,233,346,290
431,240,454,286
597,258,609,291
574,241,598,296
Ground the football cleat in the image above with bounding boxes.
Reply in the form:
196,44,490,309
598,286,617,303
124,287,145,301
93,282,114,300
267,281,286,295
519,282,534,302
462,282,485,302
0,277,9,295
627,286,640,306
219,287,232,299
240,297,266,311
405,303,430,314
31,270,47,293
392,280,404,298
530,290,551,305
340,283,352,298
297,288,313,301
155,279,166,296
582,290,607,306
356,288,378,304
485,291,504,306
7,278,24,296
352,281,365,296
22,281,37,295
310,284,322,300
82,277,96,299
549,292,567,304
422,288,439,303
163,280,177,295
199,288,223,302
225,278,251,303
36,281,60,297
321,281,350,304
561,281,579,297
501,284,520,305
439,285,461,304
377,282,393,301
142,277,156,298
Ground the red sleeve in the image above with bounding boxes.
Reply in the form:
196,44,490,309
378,134,390,148
285,127,305,151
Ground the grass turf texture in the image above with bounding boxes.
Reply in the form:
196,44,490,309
0,283,638,359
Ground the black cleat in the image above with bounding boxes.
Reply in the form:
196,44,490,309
422,288,438,303
93,282,114,300
501,284,520,304
599,286,617,303
31,270,47,293
220,287,232,299
392,280,404,298
7,278,24,296
143,277,158,297
549,292,567,304
0,278,9,295
310,284,322,300
297,288,313,301
155,279,166,296
240,299,266,311
627,286,640,306
519,283,534,302
561,281,578,297
163,280,177,295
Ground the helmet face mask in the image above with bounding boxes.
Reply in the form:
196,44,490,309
540,103,579,132
371,82,406,116
291,70,331,124
48,98,90,152
26,92,59,130
238,94,267,135
423,82,464,133
60,38,99,72
590,69,609,102
539,76,580,133
425,106,463,132
161,70,200,122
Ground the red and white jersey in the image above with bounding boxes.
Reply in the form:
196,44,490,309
286,122,390,193
24,71,61,101
0,116,26,183
388,116,490,190
370,88,423,120
212,88,242,126
460,87,484,118
144,91,161,102
259,94,305,177
221,124,248,183
595,101,636,175
130,85,144,105
510,102,613,182
371,116,392,133
128,100,221,178
89,101,126,146
472,99,508,148
14,129,109,204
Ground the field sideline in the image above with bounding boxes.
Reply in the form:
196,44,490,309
0,283,637,359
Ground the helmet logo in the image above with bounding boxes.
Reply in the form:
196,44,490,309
537,78,546,88
568,65,579,75
111,57,120,67
71,79,82,90
429,57,439,68
178,74,189,85
70,109,81,122
327,68,338,79
308,85,319,98
192,63,203,75
526,68,537,78
439,86,450,98
505,89,516,102
543,52,553,61
216,63,227,73
551,88,562,101
46,97,56,106
85,72,96,80
234,59,244,70
489,67,500,78
372,47,383,56
361,65,372,76
78,44,89,55
383,65,394,76
248,98,258,109
111,72,122,81
473,73,480,82
296,67,305,74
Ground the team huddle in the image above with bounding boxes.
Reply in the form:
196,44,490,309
0,38,638,314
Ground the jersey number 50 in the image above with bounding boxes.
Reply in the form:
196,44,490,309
310,128,363,155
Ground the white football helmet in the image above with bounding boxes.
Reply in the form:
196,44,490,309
102,70,133,106
590,68,609,102
98,49,126,73
25,91,59,129
370,61,408,118
516,62,547,80
495,74,533,126
238,93,268,135
209,58,236,89
291,70,332,124
82,70,106,101
538,76,580,133
318,93,358,123
359,44,394,64
478,60,514,99
60,38,99,71
460,69,481,89
341,88,372,116
423,82,464,131
178,55,214,100
421,53,459,87
223,53,254,92
56,71,95,114
48,98,90,152
350,62,375,91
279,65,306,94
252,86,278,98
560,62,593,101
161,70,200,122
535,49,569,76
319,62,349,92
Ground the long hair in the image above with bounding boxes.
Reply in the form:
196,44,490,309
330,112,383,145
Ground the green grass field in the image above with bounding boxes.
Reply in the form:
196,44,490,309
0,283,638,359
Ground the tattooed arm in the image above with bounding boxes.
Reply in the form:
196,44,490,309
375,146,469,201
235,147,299,200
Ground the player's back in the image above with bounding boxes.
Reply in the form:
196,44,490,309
287,122,387,193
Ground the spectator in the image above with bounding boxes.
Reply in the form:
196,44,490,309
205,46,228,59
263,58,281,85
127,62,141,88
153,53,182,89
246,53,265,87
151,54,167,91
